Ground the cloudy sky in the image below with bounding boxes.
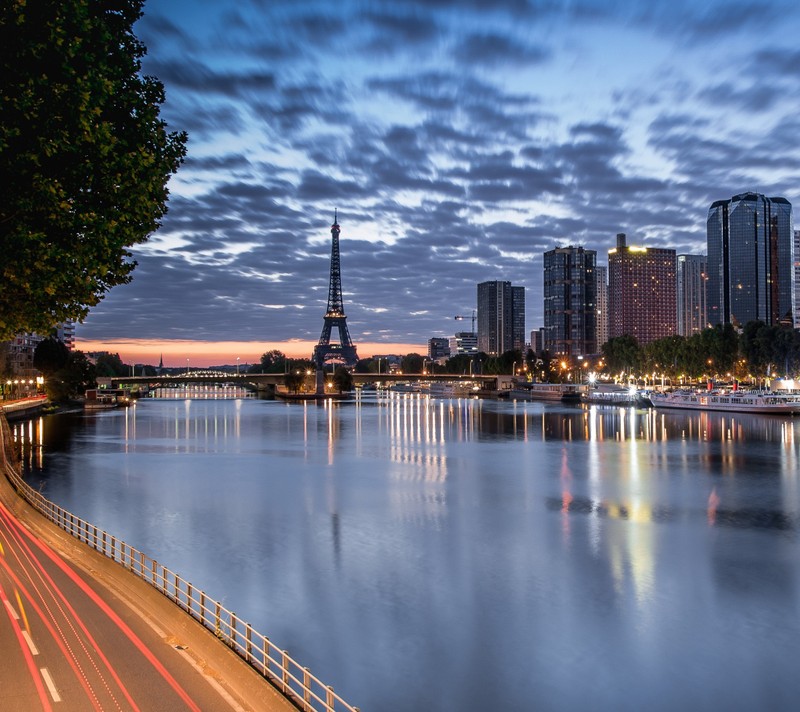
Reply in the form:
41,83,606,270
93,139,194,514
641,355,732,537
76,0,800,366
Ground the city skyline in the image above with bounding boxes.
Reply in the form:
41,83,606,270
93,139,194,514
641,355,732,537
74,0,800,365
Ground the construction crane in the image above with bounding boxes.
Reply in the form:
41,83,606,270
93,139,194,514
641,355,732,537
454,310,476,333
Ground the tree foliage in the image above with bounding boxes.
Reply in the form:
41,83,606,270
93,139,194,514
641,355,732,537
401,353,424,374
33,336,69,374
332,366,353,392
0,0,187,339
46,350,96,401
258,350,286,373
94,352,127,377
602,335,641,376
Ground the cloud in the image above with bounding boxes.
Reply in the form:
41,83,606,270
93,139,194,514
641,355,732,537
77,0,800,352
452,32,550,66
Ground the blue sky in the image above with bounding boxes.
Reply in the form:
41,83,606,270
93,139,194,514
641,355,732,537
77,0,800,363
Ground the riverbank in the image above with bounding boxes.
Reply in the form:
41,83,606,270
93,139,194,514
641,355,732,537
0,412,297,712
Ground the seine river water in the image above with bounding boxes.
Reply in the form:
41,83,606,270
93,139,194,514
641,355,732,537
16,393,800,712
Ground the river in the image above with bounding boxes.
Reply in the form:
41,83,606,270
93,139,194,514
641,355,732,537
16,393,800,711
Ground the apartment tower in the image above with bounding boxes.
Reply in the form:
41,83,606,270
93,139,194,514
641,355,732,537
542,246,597,357
608,233,677,345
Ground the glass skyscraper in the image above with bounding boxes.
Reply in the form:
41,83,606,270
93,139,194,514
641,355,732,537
707,193,794,327
543,246,597,356
477,281,525,355
676,254,707,336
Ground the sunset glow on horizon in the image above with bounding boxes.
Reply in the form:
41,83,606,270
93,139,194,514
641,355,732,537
75,338,427,368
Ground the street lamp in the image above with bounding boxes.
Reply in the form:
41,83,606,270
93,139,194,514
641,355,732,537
236,356,240,375
186,358,190,375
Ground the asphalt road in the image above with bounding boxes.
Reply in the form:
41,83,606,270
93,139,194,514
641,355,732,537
0,456,296,712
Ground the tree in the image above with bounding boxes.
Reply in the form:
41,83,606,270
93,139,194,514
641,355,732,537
602,335,641,377
401,353,424,374
0,0,187,339
332,366,353,393
284,371,304,394
95,352,127,377
259,350,286,373
46,350,96,401
445,353,472,374
33,336,70,374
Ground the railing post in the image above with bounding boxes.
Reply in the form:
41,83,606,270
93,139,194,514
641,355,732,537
326,685,334,711
281,650,290,693
303,668,311,711
111,535,116,561
187,583,193,616
139,551,145,577
102,530,107,555
246,623,252,658
174,572,180,603
215,601,221,636
263,637,271,678
200,592,206,626
93,524,98,549
151,560,157,585
230,612,237,647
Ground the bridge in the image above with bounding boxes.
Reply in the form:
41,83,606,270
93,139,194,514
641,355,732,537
108,371,503,390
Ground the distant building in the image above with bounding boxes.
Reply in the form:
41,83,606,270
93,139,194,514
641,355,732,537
676,254,707,336
449,332,478,355
531,327,546,354
707,193,794,327
1,333,43,377
56,321,76,350
608,233,677,345
543,246,597,357
428,337,450,360
794,229,800,327
595,265,609,350
477,281,525,355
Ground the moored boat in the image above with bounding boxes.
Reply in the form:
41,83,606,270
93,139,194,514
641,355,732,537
649,389,800,414
509,382,585,403
583,384,651,407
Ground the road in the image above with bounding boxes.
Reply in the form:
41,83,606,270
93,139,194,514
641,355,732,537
0,495,295,712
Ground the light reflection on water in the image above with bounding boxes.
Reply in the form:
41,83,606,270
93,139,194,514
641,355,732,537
14,394,800,712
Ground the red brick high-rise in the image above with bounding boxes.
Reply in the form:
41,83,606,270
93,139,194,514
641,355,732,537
608,233,677,345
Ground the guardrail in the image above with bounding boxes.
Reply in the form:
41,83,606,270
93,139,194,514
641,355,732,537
0,415,360,712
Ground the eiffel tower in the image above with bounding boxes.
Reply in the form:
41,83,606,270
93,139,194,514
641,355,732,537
313,210,359,368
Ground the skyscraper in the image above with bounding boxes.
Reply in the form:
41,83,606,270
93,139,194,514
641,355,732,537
608,233,677,345
542,246,597,357
676,254,708,336
595,265,608,350
707,193,794,328
477,281,525,355
794,229,800,327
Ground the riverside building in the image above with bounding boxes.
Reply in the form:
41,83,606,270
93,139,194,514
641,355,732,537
608,233,677,345
542,246,597,357
477,281,525,356
676,254,708,336
707,193,794,327
595,265,609,351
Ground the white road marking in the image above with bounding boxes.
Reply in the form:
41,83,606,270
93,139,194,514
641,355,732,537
22,630,39,655
4,599,20,619
40,667,62,702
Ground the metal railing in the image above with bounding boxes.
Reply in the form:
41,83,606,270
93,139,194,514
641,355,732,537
0,416,359,712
